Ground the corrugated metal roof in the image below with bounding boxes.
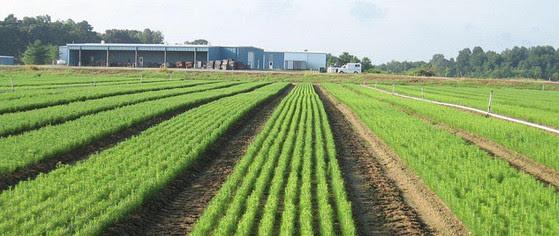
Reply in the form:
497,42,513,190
66,43,264,50
0,56,14,59
67,43,210,48
265,51,327,55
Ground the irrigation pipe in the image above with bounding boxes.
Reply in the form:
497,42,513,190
365,85,559,136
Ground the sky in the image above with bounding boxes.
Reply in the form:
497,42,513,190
2,0,559,63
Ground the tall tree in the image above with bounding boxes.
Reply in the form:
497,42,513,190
469,46,487,74
326,53,339,66
338,52,360,65
456,48,472,77
21,40,50,65
361,57,373,71
102,29,164,44
0,15,101,60
374,45,559,80
185,39,209,45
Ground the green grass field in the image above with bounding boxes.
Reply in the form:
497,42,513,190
1,67,558,235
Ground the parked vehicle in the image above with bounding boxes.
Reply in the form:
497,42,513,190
338,63,362,73
327,63,362,73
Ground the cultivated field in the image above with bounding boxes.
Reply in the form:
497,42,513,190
0,68,558,235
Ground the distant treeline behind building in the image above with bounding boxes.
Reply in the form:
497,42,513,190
0,15,164,63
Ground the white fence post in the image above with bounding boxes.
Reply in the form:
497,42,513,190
392,83,395,94
487,90,494,115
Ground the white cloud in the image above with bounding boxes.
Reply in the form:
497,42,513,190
350,1,383,22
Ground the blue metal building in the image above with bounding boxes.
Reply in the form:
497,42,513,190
0,56,15,65
208,46,264,69
64,43,210,68
59,43,325,71
264,51,327,71
263,52,284,70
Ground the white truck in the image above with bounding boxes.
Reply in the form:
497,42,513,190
328,63,362,73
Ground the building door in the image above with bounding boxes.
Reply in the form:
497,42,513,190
269,61,273,69
247,52,255,69
139,57,144,67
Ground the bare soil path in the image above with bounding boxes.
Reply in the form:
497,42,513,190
103,85,291,236
317,85,469,236
317,85,430,236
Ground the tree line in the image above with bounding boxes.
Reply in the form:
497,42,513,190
0,15,165,64
328,46,559,80
375,46,559,80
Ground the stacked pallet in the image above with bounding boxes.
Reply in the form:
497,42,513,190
175,61,194,69
205,59,248,70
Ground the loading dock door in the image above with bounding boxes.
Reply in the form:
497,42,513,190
269,61,273,69
139,57,144,67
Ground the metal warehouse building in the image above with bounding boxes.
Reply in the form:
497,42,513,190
0,56,15,65
264,51,327,71
59,43,326,71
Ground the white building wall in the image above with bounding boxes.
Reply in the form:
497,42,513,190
283,52,326,71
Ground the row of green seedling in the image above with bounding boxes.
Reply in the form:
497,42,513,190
0,83,288,235
0,82,266,175
324,83,559,235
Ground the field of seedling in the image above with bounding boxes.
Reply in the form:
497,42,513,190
0,68,558,235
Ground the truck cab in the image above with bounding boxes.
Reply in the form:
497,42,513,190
337,63,362,73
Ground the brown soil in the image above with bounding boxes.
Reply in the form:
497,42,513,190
317,85,430,236
0,83,268,192
317,86,469,236
102,85,292,236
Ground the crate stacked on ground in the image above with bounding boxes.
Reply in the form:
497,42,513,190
206,59,248,70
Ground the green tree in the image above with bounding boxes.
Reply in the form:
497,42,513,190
326,53,339,66
429,54,452,76
338,52,360,65
456,48,472,76
0,15,101,60
22,40,49,65
102,29,164,44
469,46,486,74
361,57,373,71
46,44,59,64
139,29,164,44
185,39,209,45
